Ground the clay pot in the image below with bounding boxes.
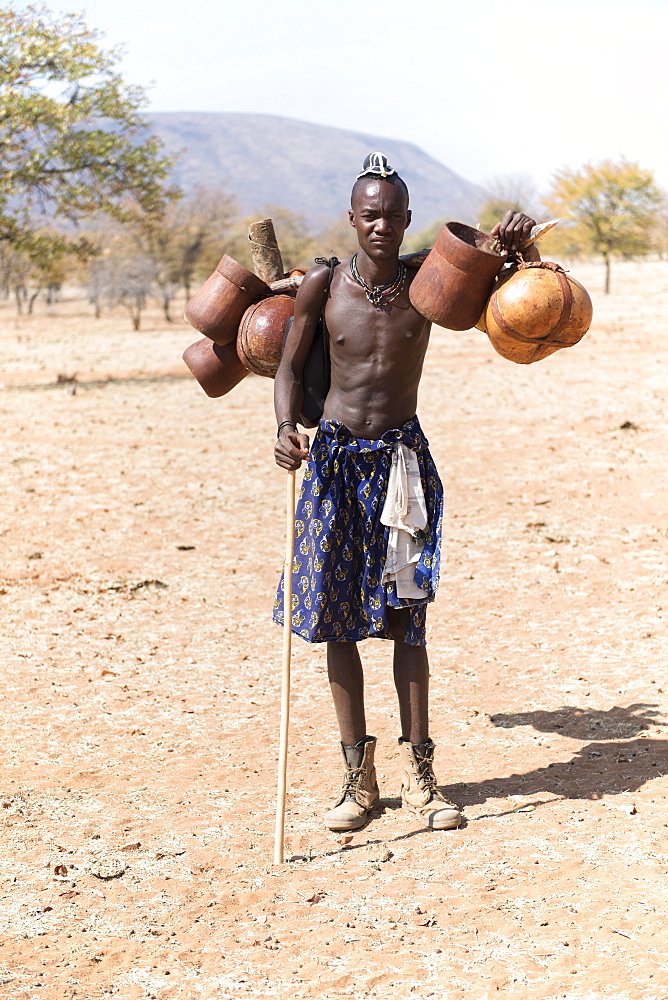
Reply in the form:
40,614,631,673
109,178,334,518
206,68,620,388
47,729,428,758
480,261,593,365
409,222,506,330
182,337,249,397
184,254,269,346
237,294,295,378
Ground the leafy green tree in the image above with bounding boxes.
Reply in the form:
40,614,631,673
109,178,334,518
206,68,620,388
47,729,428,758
544,160,664,293
0,4,177,247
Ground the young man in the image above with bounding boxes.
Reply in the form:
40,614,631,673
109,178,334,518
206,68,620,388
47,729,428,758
274,153,535,832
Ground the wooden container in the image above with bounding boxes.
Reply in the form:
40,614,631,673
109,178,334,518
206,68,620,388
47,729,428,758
237,294,295,378
184,254,269,346
479,261,593,364
409,222,506,330
182,337,249,397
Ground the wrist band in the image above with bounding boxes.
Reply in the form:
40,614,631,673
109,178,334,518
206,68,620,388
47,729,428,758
277,420,297,437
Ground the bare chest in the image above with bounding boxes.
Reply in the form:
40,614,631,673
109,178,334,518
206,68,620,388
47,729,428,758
325,277,429,361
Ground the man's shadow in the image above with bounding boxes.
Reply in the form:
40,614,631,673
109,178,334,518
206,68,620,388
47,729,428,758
438,703,668,810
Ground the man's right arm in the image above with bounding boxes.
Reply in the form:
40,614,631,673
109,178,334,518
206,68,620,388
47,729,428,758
274,264,329,471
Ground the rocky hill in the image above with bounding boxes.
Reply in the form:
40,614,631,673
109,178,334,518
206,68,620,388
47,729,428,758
147,112,481,232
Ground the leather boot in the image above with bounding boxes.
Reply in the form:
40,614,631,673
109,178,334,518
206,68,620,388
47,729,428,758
399,738,461,830
324,736,380,831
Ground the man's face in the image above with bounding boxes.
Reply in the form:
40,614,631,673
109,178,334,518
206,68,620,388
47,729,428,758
349,179,411,260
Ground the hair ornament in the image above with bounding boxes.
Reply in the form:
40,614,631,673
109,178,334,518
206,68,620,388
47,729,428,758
356,152,396,180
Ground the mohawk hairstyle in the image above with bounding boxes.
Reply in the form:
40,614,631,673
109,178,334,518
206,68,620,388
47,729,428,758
351,151,409,207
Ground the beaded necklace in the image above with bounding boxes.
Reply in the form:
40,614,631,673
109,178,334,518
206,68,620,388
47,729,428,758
349,253,407,306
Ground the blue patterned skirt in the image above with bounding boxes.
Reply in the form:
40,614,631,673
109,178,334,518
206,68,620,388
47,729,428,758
273,415,442,646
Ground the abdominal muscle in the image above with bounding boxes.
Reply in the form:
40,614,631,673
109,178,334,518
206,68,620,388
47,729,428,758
319,273,431,438
322,345,426,439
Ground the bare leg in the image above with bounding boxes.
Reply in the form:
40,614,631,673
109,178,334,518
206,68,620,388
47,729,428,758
389,608,430,745
324,643,378,830
388,610,461,828
327,641,366,746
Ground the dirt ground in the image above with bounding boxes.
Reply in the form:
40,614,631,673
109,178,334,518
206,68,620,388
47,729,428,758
2,258,668,999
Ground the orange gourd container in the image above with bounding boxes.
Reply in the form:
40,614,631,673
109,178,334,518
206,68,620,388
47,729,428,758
478,260,593,364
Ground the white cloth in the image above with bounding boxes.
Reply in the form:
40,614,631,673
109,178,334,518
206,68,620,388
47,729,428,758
380,443,429,599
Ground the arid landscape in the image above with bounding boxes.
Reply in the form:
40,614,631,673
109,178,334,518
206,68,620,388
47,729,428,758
2,258,668,999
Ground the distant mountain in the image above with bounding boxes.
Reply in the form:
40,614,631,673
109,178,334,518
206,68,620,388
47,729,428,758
146,112,481,232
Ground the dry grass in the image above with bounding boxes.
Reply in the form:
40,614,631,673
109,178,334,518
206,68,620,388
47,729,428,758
1,259,668,998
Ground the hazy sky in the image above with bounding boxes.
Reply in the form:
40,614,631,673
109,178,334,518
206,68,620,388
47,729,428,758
18,0,668,194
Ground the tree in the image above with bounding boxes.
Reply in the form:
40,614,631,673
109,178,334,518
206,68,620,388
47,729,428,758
266,207,319,270
0,228,88,312
0,4,177,248
87,238,156,330
146,186,238,310
227,207,318,273
317,213,359,259
402,176,541,255
651,198,668,260
476,173,542,235
401,218,445,255
544,160,664,293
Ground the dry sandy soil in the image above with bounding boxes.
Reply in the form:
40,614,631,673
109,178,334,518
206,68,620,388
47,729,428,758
2,259,668,1000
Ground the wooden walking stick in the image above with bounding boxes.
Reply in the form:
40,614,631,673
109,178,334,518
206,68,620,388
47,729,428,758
274,468,296,864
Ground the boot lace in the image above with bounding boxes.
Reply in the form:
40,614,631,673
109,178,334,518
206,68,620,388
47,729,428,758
415,757,438,793
341,766,366,799
414,753,457,808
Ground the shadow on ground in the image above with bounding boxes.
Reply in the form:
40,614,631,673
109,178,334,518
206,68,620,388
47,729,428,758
488,702,663,741
443,703,668,808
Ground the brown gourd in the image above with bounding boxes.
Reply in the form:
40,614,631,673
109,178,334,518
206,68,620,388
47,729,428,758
182,337,249,397
478,260,593,364
237,294,295,378
184,254,269,346
409,222,506,331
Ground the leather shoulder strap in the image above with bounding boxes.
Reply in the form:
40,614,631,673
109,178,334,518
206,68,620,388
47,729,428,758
313,256,340,333
314,256,340,297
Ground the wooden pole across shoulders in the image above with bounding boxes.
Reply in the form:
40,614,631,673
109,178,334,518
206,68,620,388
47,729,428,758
274,469,296,865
